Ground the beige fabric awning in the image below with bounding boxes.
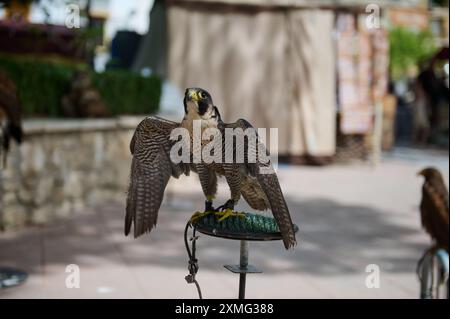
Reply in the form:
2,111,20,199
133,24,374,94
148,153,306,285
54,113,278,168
167,5,336,156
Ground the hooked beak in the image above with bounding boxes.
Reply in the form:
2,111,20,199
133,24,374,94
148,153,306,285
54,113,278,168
186,89,200,102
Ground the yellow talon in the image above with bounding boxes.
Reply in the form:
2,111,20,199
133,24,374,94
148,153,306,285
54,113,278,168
215,209,245,222
190,211,214,224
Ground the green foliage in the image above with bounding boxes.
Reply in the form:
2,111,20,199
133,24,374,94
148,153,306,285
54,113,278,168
91,70,161,116
0,55,161,117
389,27,438,80
0,55,78,116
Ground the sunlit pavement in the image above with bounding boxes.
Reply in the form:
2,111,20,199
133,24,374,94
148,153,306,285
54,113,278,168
0,147,448,299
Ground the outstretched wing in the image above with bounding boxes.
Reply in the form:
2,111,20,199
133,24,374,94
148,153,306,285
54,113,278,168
420,178,449,251
224,119,297,249
125,116,189,238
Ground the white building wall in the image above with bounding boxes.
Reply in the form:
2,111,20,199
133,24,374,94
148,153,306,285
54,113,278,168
104,0,153,41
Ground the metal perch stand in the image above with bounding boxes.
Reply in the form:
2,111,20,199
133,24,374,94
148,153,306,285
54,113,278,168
417,248,449,299
238,241,249,299
224,240,262,299
185,212,299,299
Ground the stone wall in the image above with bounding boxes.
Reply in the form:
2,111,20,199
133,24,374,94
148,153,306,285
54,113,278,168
0,117,143,229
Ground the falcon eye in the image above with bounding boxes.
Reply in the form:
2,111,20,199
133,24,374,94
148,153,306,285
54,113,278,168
198,92,206,99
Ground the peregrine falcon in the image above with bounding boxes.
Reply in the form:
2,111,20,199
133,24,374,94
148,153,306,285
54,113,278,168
125,88,297,249
418,167,449,252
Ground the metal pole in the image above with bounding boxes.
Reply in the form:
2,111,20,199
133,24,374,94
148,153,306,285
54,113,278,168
238,240,248,299
224,240,261,299
447,280,449,300
420,252,435,299
371,102,383,168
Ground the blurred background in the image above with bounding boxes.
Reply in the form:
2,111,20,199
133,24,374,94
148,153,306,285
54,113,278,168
0,0,448,299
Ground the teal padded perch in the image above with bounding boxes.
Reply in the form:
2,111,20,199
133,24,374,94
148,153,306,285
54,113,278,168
191,212,299,241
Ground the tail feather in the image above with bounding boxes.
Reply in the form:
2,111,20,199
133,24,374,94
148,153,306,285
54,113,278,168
257,173,297,249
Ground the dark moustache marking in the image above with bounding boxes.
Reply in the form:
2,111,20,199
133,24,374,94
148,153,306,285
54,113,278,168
183,96,188,114
198,100,209,116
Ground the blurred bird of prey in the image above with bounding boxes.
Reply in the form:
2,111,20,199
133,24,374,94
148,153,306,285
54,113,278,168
418,167,449,252
0,71,23,168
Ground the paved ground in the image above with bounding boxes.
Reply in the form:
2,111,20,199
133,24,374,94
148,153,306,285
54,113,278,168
0,147,448,299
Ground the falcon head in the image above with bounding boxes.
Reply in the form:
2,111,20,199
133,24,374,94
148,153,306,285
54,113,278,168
183,87,220,121
418,167,444,181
